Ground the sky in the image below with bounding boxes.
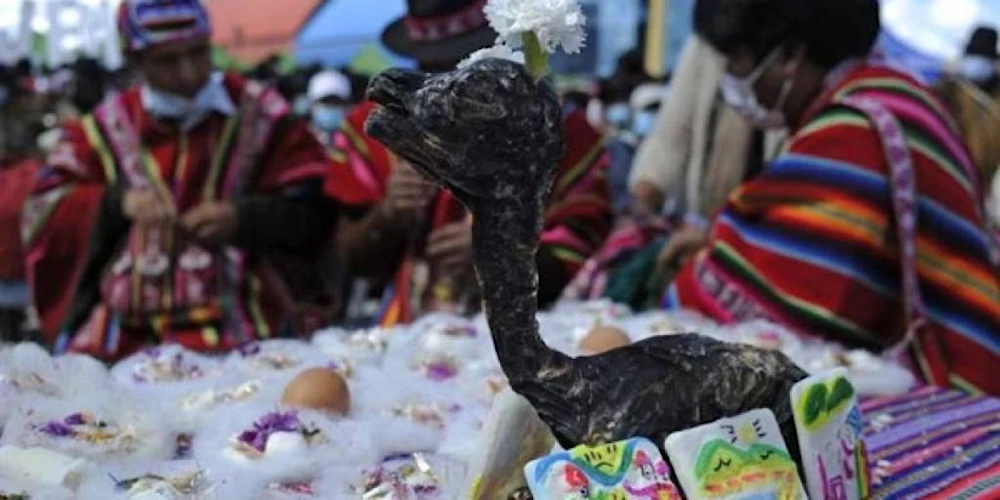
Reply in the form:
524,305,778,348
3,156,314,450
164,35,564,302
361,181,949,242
882,0,1000,59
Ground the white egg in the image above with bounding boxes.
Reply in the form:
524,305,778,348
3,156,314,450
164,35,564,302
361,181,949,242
264,432,309,457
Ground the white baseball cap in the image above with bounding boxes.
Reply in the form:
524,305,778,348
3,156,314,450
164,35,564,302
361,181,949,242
630,83,667,111
307,70,352,104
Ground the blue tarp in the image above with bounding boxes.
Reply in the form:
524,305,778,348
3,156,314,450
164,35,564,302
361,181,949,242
876,28,948,84
294,0,415,69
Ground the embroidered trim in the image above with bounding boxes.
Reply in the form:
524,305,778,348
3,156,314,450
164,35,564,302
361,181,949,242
404,0,489,42
81,116,119,184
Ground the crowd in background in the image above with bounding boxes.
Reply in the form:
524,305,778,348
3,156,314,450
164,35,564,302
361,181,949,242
1,0,998,395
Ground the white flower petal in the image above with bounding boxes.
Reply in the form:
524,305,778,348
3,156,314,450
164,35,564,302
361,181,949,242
484,0,587,55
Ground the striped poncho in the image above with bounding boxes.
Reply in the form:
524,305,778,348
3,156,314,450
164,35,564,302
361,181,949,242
667,64,1000,395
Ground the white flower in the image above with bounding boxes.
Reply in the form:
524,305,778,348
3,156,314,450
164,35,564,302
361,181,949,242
484,0,587,55
458,44,527,69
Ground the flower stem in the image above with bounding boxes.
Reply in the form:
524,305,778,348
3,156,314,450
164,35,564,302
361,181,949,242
521,31,549,80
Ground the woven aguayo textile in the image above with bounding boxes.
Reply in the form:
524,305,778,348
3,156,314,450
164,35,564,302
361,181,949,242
667,63,1000,395
862,387,1000,499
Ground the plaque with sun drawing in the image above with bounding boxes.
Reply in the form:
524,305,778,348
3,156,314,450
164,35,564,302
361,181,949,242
664,409,806,500
523,437,681,499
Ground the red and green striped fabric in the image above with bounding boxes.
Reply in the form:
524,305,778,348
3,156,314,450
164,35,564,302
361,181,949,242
667,64,1000,395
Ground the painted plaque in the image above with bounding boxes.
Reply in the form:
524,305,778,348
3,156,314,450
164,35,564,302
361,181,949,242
524,437,680,499
664,409,806,499
790,368,870,500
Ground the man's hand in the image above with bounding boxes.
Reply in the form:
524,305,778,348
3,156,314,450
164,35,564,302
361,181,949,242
630,180,666,217
426,217,473,273
122,188,176,224
381,159,436,220
656,223,709,271
180,200,238,247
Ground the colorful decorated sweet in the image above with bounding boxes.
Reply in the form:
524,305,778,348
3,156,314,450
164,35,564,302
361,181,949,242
267,481,316,498
349,329,391,354
0,372,58,397
225,411,328,461
388,403,453,430
355,453,447,499
0,344,61,397
790,368,870,500
129,348,205,383
421,322,480,360
180,380,262,413
664,409,807,499
238,343,301,371
30,412,140,456
525,437,681,500
413,353,461,382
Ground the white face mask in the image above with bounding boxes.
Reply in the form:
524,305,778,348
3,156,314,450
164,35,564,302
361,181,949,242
142,73,233,130
719,50,794,130
960,55,997,85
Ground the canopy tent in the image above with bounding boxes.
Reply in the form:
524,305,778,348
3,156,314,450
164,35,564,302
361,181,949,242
294,0,414,70
207,0,323,65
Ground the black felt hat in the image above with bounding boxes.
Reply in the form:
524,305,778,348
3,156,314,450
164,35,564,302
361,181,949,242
965,26,999,60
381,0,498,65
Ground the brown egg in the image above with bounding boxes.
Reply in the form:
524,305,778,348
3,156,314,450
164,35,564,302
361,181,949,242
579,326,631,355
281,368,350,415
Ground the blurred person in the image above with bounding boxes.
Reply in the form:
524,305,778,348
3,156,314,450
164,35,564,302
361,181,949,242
0,80,43,342
23,0,334,360
629,34,777,220
327,0,612,326
664,0,1000,394
937,27,1000,229
606,83,665,215
307,70,352,143
563,29,778,309
562,89,591,117
70,57,111,115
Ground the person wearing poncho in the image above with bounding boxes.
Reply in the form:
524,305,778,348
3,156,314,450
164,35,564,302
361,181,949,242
936,27,1000,230
0,80,42,342
326,0,612,326
665,0,1000,395
23,0,335,360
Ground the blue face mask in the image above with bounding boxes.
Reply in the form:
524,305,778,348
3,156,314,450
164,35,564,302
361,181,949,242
141,72,234,130
961,55,997,85
632,111,657,137
605,103,631,128
312,105,345,131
